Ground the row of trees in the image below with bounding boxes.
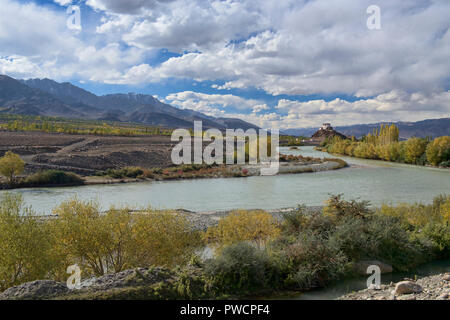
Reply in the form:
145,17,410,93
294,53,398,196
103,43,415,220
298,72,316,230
0,115,171,137
324,125,449,166
0,194,201,290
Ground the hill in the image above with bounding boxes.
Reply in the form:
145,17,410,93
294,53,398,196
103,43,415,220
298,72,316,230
0,75,259,131
285,118,450,139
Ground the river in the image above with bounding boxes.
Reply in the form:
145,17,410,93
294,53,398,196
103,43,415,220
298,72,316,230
2,147,449,214
273,259,450,300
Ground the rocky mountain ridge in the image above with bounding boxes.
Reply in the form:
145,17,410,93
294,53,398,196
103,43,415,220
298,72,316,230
0,75,259,131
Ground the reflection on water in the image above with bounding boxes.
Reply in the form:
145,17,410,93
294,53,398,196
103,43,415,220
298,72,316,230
2,147,449,214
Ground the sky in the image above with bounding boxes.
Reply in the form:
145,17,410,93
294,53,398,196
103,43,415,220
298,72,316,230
0,0,449,129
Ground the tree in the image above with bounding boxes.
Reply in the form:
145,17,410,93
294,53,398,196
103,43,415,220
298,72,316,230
403,138,428,164
426,136,450,166
50,199,201,277
0,193,55,290
0,151,25,186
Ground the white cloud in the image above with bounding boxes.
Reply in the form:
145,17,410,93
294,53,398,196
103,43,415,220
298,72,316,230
86,0,175,15
166,91,265,117
165,89,450,129
54,0,73,6
273,90,450,128
0,0,147,82
90,0,450,98
1,0,449,128
119,0,267,52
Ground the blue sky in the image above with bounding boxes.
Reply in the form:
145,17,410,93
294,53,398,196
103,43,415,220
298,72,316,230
0,0,449,128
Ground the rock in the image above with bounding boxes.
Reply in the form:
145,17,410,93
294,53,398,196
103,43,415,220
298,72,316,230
354,260,393,275
394,281,423,295
0,280,68,300
339,273,449,300
437,293,448,300
79,267,172,291
443,274,450,282
397,294,416,300
403,277,415,282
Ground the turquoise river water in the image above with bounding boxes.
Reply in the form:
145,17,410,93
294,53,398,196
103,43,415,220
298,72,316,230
2,146,449,214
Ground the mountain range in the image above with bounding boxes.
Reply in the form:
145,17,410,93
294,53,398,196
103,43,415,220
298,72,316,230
284,118,450,139
0,75,259,130
1,74,448,138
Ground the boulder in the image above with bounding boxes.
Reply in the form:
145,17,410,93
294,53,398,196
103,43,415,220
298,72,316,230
437,293,449,300
443,274,450,282
394,281,423,295
354,260,393,275
0,280,69,300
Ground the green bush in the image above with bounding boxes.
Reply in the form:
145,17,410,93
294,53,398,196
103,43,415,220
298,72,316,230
204,243,278,294
280,232,349,290
324,194,373,220
439,160,450,167
24,170,84,186
365,215,429,271
105,167,144,178
416,222,450,259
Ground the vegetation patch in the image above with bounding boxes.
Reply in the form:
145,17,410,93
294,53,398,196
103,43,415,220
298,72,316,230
0,189,448,299
321,124,450,167
23,170,84,187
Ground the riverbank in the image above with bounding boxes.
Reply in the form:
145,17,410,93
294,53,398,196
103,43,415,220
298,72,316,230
338,273,450,300
1,158,348,190
317,146,450,170
0,194,448,300
2,269,450,300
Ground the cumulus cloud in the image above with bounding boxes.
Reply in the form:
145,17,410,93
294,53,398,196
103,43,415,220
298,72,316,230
0,0,147,81
166,91,266,117
164,90,450,129
1,0,449,128
91,0,449,101
86,0,175,15
54,0,73,5
274,90,450,128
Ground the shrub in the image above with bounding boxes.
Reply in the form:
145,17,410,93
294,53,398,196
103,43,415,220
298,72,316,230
50,199,201,277
204,243,277,294
0,193,56,291
417,222,450,259
50,199,120,277
280,205,310,234
24,170,84,186
204,210,280,248
104,167,144,178
281,232,349,290
132,211,202,268
323,194,373,221
440,196,450,223
365,215,428,271
440,160,450,167
377,195,447,227
327,217,370,261
0,151,24,186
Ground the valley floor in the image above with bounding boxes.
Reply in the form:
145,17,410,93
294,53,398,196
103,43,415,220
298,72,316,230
0,130,174,175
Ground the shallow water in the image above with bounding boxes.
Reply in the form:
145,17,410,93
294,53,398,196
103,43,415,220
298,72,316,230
281,259,450,300
2,147,449,214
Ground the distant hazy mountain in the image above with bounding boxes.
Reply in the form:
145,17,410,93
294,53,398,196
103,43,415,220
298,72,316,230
0,75,260,131
285,118,450,139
